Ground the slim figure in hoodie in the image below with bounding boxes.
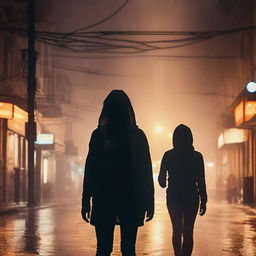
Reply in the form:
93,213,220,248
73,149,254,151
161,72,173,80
81,90,154,256
158,124,207,256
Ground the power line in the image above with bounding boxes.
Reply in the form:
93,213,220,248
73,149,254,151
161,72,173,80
0,25,255,54
65,0,130,36
37,62,129,77
53,53,240,60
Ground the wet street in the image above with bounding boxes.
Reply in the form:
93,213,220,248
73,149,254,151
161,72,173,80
0,195,256,256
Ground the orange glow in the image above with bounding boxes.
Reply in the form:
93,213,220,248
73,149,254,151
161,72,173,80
223,128,247,144
245,101,256,121
155,126,163,132
218,128,248,148
167,132,173,138
8,119,26,136
234,101,244,126
217,133,224,148
0,102,14,119
13,105,28,122
7,105,28,136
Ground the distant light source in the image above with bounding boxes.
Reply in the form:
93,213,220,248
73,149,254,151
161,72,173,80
218,128,248,148
207,162,215,168
0,102,14,119
76,167,83,174
245,101,256,121
167,132,173,138
43,158,48,184
246,81,256,93
155,126,163,133
35,134,54,145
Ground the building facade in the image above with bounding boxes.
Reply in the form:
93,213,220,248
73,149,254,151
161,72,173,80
0,1,80,207
216,1,256,204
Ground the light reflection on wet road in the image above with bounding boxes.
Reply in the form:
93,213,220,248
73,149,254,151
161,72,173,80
0,197,256,256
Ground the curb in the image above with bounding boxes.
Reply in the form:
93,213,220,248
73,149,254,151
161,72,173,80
0,200,79,215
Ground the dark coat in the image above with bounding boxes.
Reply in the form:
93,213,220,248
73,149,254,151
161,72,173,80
82,127,154,227
159,149,207,205
158,124,207,205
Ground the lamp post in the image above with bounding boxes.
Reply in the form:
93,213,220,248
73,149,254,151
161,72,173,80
27,0,37,207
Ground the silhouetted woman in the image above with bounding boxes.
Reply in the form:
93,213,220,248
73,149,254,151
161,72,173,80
158,124,207,256
81,90,154,256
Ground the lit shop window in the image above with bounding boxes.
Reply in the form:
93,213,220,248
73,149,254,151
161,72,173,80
0,102,14,119
218,128,248,149
234,101,244,126
43,158,48,184
234,100,256,126
245,101,256,121
14,134,19,168
7,131,19,168
7,132,14,167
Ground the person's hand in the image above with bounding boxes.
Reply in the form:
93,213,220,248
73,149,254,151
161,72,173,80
199,203,206,216
81,207,91,223
145,210,154,222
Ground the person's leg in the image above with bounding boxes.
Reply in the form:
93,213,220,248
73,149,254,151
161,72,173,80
182,199,199,256
95,224,115,256
168,203,183,256
120,223,138,256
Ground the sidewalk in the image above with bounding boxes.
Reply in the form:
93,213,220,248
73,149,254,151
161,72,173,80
0,202,27,214
0,200,79,215
209,198,256,216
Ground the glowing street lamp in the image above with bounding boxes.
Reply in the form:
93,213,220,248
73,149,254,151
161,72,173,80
155,126,163,133
207,162,215,168
246,81,256,93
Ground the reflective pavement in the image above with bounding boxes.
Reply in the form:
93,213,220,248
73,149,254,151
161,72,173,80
0,197,256,256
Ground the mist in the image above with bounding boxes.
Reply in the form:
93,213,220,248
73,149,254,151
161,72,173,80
1,1,256,255
37,0,250,193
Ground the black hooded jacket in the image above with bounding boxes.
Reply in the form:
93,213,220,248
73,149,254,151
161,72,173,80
82,90,154,226
158,124,207,204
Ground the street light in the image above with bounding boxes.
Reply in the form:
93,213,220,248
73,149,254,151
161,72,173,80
246,81,256,93
155,126,163,133
207,161,215,168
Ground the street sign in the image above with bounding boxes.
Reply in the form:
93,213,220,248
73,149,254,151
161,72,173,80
35,134,54,150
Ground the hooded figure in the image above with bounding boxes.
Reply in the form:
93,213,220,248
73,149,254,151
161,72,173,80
172,124,194,152
81,90,154,256
158,124,207,256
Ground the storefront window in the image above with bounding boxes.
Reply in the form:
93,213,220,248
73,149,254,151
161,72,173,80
7,131,15,201
20,137,25,169
14,134,19,168
0,120,4,202
6,130,28,202
43,158,48,184
7,131,15,169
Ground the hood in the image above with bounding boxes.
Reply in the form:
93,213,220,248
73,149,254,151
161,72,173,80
173,124,194,150
98,90,136,128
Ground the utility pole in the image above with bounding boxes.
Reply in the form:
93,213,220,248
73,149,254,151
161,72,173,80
27,0,37,207
250,0,254,80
